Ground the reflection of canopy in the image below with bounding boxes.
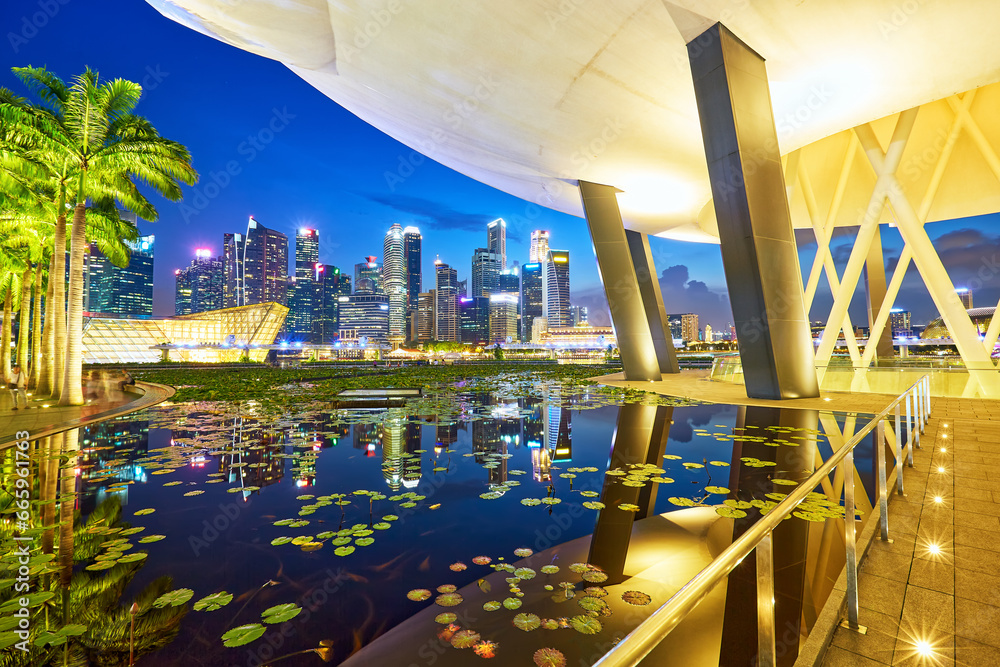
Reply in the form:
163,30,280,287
386,347,418,357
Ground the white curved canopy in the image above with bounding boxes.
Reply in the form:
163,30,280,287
149,0,1000,242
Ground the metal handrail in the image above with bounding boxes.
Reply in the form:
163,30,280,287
594,375,931,667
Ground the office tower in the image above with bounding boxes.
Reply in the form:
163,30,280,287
520,263,543,342
471,248,502,297
338,293,389,344
85,234,155,318
704,323,713,342
489,293,518,343
487,218,506,268
889,309,912,337
434,260,459,341
417,290,436,342
295,228,319,280
354,256,383,295
498,268,520,339
313,265,351,341
542,249,571,327
457,279,468,298
668,313,699,342
956,288,973,309
529,230,550,264
403,226,422,310
460,296,490,344
570,305,588,326
223,216,288,307
383,224,407,346
174,249,224,315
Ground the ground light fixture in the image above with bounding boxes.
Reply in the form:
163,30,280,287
915,640,934,657
926,543,941,555
938,466,945,473
933,496,943,504
940,447,947,453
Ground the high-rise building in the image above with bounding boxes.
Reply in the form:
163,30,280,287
174,248,223,315
383,224,407,346
338,293,389,344
487,218,506,268
313,264,351,342
354,256,383,295
489,293,518,343
520,263,543,342
460,296,490,344
434,260,459,342
471,248,502,297
85,233,155,319
704,323,713,342
889,309,912,337
542,249,571,327
403,226,422,311
570,305,588,326
956,288,973,309
295,228,319,280
498,268,520,339
223,217,288,308
668,313,699,342
529,230,550,264
457,278,468,298
417,290,436,342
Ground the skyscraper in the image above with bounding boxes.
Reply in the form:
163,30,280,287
520,263,543,342
313,264,351,341
403,226,422,311
338,294,389,344
434,260,459,342
487,218,506,268
174,248,224,315
417,290,436,342
354,256,383,295
889,309,912,337
498,268,520,339
570,305,588,326
383,224,407,346
489,293,518,343
460,297,490,344
85,234,155,318
956,288,973,309
471,248,502,297
295,228,319,280
542,249,571,327
529,230,550,264
223,217,288,307
287,228,320,339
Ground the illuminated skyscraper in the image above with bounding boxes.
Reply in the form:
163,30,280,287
403,226,422,311
956,288,973,309
86,231,155,319
288,228,319,339
223,217,288,307
520,263,543,342
487,218,506,268
295,228,319,280
174,248,223,315
383,224,407,346
460,296,490,344
889,309,912,337
471,248,502,297
417,290,436,342
354,256,383,295
570,305,588,326
313,264,350,341
435,260,459,342
542,249,571,327
489,293,518,343
338,293,389,344
529,230,550,264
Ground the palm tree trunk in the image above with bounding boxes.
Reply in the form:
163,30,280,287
36,251,56,396
1,283,11,384
59,204,86,406
40,434,57,554
52,213,67,401
16,266,32,373
57,429,79,623
28,261,44,390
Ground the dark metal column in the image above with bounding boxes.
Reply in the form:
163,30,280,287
579,180,664,381
688,23,819,399
864,226,895,361
626,230,681,374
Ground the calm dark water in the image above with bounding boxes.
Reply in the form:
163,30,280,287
67,393,873,667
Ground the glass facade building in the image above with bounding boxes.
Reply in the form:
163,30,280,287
85,234,155,319
520,263,543,342
459,296,490,344
487,218,506,268
338,293,390,344
471,248,502,298
434,262,459,342
223,217,288,308
383,224,407,346
542,249,571,327
174,249,224,316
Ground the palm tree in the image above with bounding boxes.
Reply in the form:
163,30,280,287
1,67,197,405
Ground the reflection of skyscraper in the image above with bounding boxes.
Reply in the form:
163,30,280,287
353,423,381,457
530,446,552,483
435,419,458,448
79,417,151,513
382,413,406,490
403,421,423,488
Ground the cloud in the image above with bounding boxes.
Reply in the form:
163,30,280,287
570,264,732,330
358,192,521,241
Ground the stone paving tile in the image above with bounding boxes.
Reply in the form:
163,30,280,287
823,645,890,666
955,598,1000,649
954,636,1000,666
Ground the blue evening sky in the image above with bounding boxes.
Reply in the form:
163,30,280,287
3,0,997,327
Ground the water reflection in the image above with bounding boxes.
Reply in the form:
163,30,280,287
5,395,875,667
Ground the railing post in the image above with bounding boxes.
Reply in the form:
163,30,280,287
917,381,925,433
913,388,921,449
894,402,905,495
876,418,889,542
905,392,914,466
756,533,776,667
842,449,865,632
924,376,931,416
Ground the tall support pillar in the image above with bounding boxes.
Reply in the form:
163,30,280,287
579,181,671,381
864,226,895,361
688,24,819,399
626,230,680,374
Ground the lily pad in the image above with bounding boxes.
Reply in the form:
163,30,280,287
704,486,730,495
434,612,457,624
621,590,652,606
262,603,302,624
153,589,194,608
513,612,541,631
716,506,748,519
483,600,501,611
222,624,266,647
582,501,605,510
334,546,355,557
435,593,463,607
407,589,432,602
193,592,233,612
450,629,480,649
569,615,603,635
502,597,522,610
540,565,560,575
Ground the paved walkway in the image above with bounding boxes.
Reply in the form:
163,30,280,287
594,371,1000,667
0,370,174,445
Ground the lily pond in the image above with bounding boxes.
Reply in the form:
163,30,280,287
1,367,880,666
